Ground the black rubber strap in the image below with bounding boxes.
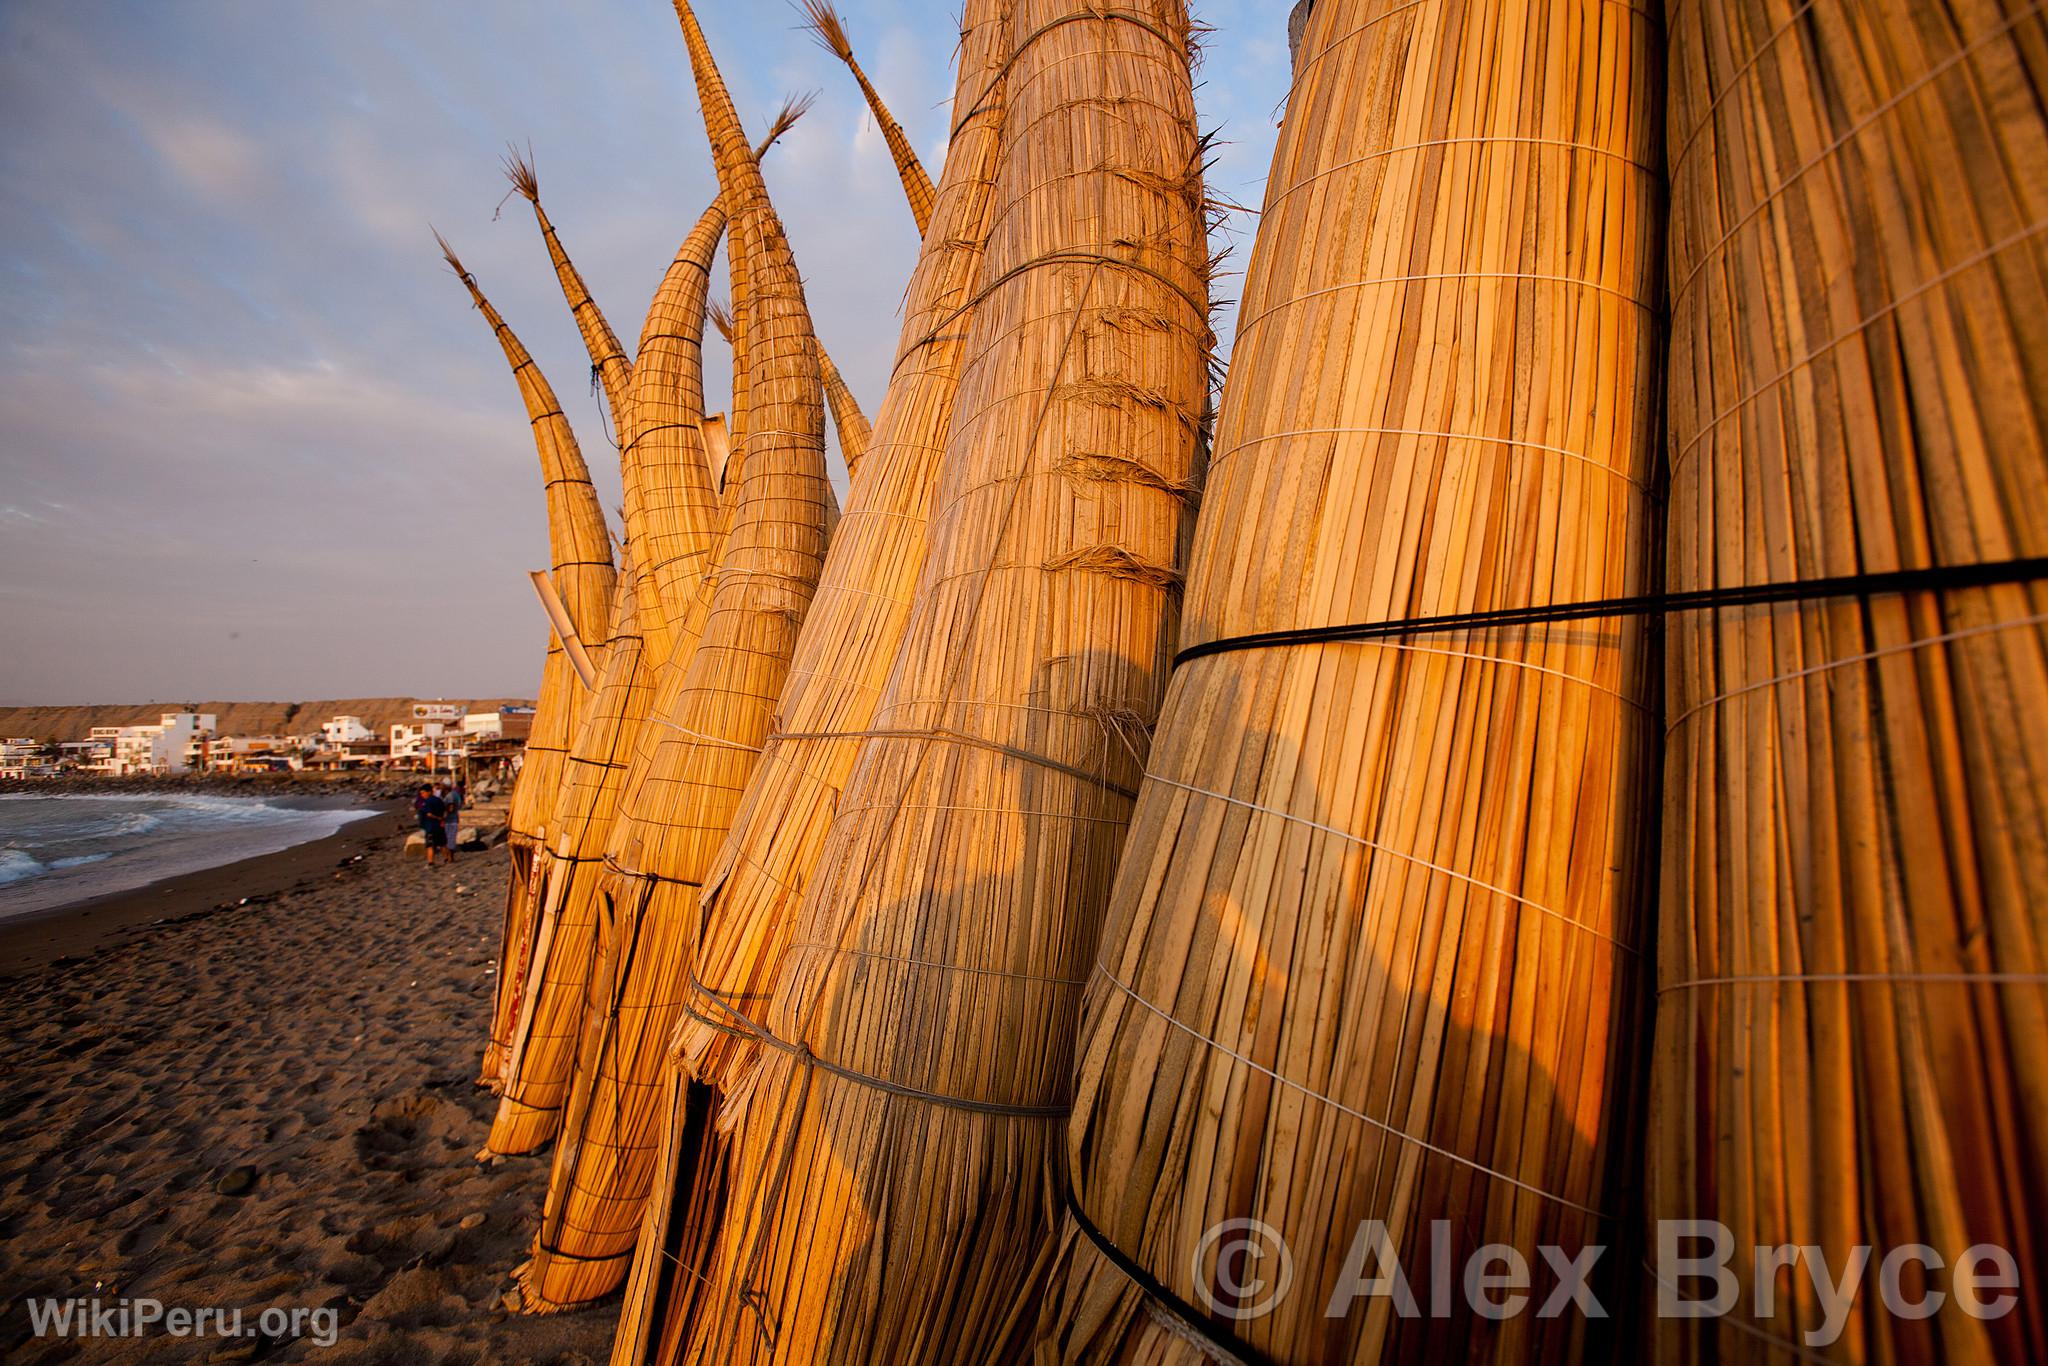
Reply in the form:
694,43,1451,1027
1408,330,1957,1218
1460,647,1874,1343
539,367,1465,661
677,993,1069,1119
1066,1191,1273,1366
1175,555,2048,669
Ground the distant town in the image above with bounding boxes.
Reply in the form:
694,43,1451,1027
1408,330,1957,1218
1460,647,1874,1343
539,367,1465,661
0,702,535,781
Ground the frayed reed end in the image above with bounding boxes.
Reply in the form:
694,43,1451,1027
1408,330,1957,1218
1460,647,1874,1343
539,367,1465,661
1045,544,1184,598
502,142,540,202
1055,450,1201,502
761,90,818,150
708,297,735,343
432,228,471,283
796,0,854,64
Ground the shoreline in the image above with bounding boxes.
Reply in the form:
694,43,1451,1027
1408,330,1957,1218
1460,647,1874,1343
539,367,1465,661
0,800,409,978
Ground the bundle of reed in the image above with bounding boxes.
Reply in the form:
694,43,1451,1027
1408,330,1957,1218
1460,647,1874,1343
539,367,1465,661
712,299,872,480
624,100,809,671
517,192,729,1311
608,6,1013,1357
1651,5,2048,1362
643,3,1210,1359
799,0,936,235
481,148,654,1120
1033,0,1665,1360
438,236,617,1088
816,347,871,477
504,150,633,439
518,7,835,1311
485,555,658,1156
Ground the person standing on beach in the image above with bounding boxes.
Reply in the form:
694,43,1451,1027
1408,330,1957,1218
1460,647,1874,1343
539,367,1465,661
415,784,449,866
442,782,464,861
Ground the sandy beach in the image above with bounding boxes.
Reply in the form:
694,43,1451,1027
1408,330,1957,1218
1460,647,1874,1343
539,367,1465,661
0,816,617,1362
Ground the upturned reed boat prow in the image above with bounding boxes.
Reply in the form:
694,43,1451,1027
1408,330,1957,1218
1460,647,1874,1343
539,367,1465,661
798,0,936,234
1034,0,1664,1359
438,234,617,1092
515,11,834,1314
1651,4,2048,1362
626,2,1212,1360
485,551,657,1158
501,147,634,438
610,4,1013,1359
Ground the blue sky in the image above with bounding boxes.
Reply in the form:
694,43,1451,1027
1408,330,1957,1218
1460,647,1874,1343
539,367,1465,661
0,2,1293,703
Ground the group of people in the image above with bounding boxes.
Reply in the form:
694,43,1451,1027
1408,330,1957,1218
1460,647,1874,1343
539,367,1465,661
413,780,466,865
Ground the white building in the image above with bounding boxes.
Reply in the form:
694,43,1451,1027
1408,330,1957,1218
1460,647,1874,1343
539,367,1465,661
58,737,112,770
1,737,40,780
460,712,505,741
390,720,464,769
321,715,377,748
203,735,297,772
103,712,217,776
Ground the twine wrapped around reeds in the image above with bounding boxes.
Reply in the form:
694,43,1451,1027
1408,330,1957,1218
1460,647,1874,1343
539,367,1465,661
714,299,871,481
486,554,657,1155
517,8,834,1312
438,236,617,1089
1034,0,1665,1360
799,0,935,234
633,3,1211,1360
1651,5,2048,1362
607,6,1013,1359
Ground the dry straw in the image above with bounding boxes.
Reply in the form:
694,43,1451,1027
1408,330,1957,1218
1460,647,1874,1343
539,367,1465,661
713,298,871,481
1035,0,1665,1360
518,8,835,1312
486,555,658,1156
504,150,633,439
519,191,727,1311
1652,4,2048,1362
610,2,1013,1357
484,147,656,1133
633,2,1212,1359
438,236,617,1088
799,0,936,234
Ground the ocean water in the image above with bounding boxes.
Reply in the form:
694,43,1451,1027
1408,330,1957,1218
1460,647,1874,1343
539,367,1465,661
0,792,377,920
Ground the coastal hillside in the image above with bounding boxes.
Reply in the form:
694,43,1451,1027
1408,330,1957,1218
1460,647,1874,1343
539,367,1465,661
0,699,534,743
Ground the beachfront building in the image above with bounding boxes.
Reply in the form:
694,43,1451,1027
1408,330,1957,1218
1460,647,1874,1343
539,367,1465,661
1,738,42,780
391,720,466,771
459,712,505,742
320,716,377,748
203,735,299,773
57,737,112,770
101,712,218,775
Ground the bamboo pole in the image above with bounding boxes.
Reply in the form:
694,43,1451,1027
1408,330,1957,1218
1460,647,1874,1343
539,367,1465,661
518,10,835,1312
1651,3,2048,1362
438,235,617,1089
1034,0,1666,1359
608,5,1014,1359
799,0,937,234
646,3,1211,1359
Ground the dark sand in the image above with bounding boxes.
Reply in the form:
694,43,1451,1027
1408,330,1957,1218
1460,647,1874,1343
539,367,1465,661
0,826,618,1362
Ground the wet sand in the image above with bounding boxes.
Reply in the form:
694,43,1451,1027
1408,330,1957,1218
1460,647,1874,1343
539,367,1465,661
0,825,619,1362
